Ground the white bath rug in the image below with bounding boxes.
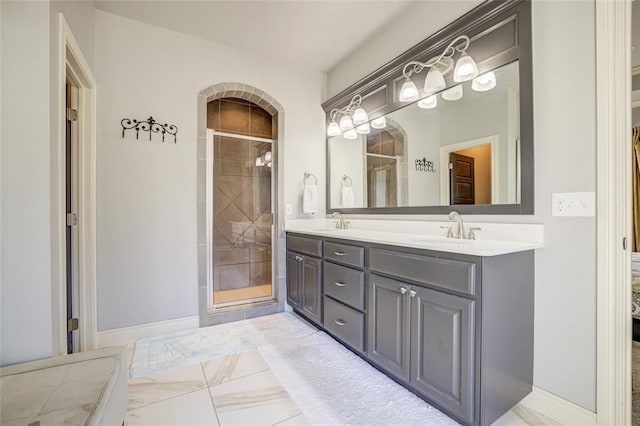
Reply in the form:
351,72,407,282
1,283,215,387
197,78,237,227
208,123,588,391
259,332,459,426
130,313,317,378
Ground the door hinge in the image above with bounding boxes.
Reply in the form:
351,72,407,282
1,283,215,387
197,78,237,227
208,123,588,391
67,318,79,332
623,237,627,250
66,212,78,227
66,108,78,122
448,163,453,170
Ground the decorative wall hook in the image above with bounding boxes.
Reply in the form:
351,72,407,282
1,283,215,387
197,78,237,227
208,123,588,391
415,158,437,173
121,116,178,143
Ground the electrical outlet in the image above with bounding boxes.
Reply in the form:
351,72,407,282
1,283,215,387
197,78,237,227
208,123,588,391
552,192,595,217
285,203,293,216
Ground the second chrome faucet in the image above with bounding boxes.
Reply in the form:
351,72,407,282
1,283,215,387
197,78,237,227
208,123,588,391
447,211,481,240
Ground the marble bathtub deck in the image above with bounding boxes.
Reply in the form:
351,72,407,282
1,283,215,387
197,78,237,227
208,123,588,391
123,314,574,426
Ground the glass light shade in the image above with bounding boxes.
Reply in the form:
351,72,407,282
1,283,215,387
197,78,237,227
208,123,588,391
266,162,272,168
264,151,272,162
352,107,369,125
471,71,497,92
453,52,479,82
399,79,419,102
423,67,446,95
339,115,354,131
417,95,437,109
327,120,341,136
255,157,264,167
356,123,371,134
371,116,387,129
343,129,358,140
442,85,463,101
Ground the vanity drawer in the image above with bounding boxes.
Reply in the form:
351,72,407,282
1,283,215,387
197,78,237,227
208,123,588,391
324,262,365,310
324,241,364,268
369,248,476,296
323,296,365,353
286,234,322,257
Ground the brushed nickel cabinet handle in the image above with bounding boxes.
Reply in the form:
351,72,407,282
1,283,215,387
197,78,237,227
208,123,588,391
334,251,345,256
334,281,346,287
409,290,417,298
334,319,346,326
399,287,407,295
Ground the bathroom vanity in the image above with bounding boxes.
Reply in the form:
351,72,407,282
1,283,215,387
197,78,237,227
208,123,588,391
285,227,537,426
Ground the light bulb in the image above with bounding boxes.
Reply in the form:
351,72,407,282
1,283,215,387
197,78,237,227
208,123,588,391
417,95,437,109
352,107,369,125
453,52,479,82
442,85,463,101
356,123,371,134
339,115,354,131
266,162,272,168
255,157,264,167
343,129,358,140
327,120,341,136
264,151,272,162
399,79,419,102
471,71,497,92
371,116,386,129
424,67,446,95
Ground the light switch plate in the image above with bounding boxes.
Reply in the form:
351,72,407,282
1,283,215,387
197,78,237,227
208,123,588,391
285,203,293,216
552,192,595,217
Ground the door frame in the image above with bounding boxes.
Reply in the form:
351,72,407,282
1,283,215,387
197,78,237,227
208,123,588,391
439,135,499,205
52,14,97,354
595,1,632,424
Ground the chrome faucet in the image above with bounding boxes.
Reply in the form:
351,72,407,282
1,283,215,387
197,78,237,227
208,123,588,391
332,212,349,230
448,211,466,239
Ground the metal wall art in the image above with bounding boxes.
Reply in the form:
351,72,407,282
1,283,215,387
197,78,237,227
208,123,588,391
121,116,178,143
415,158,436,173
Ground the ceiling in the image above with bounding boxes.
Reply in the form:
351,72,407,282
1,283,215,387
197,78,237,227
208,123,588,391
94,0,417,73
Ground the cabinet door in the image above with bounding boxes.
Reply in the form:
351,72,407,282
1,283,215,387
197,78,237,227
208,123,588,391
410,285,475,424
367,274,410,382
301,255,322,325
286,251,301,309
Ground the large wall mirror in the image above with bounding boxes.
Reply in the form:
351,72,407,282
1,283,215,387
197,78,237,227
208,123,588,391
324,0,533,215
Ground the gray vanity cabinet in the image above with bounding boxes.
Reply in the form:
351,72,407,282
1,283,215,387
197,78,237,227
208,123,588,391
286,235,323,326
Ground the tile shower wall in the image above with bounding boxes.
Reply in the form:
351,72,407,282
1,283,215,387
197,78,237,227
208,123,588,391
208,99,273,301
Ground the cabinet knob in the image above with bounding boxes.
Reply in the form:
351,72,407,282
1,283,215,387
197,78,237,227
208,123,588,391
399,287,407,295
334,281,346,287
333,251,345,256
334,319,347,326
409,290,417,298
296,255,304,262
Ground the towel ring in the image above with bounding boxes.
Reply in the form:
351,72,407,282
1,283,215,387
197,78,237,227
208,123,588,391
304,172,318,185
341,175,353,188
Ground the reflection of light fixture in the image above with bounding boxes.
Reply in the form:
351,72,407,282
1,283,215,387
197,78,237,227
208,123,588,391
442,85,463,101
343,129,358,140
327,94,369,136
255,151,272,168
400,35,479,102
417,95,437,109
371,116,387,129
472,71,497,92
356,122,371,134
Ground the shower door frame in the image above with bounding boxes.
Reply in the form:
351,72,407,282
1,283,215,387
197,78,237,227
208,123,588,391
206,129,277,311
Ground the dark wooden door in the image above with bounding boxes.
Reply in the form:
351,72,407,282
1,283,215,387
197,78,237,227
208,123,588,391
410,285,475,424
367,274,411,382
286,251,301,309
301,255,322,325
450,152,475,205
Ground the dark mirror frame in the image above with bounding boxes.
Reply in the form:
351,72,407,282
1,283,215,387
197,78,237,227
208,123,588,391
323,0,533,215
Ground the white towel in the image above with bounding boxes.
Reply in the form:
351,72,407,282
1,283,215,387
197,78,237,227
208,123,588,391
303,184,318,214
341,186,355,208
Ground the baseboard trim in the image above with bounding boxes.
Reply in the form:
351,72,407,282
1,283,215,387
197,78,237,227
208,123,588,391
520,386,596,425
97,315,199,347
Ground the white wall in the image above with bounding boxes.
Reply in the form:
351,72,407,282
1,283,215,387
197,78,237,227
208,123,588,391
94,11,326,331
326,0,597,412
1,1,53,365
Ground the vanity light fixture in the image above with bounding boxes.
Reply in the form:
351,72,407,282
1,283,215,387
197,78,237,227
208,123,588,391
356,122,371,134
370,116,387,129
400,35,479,102
327,94,370,136
255,151,272,168
343,129,358,140
417,95,438,109
472,71,497,92
442,85,463,101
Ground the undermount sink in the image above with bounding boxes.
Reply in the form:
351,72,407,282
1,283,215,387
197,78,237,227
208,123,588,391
410,236,468,244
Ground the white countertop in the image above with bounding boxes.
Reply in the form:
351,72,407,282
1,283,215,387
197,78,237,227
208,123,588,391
284,219,543,257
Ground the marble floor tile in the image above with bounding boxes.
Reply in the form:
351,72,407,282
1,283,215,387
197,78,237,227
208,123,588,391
128,363,208,411
203,351,270,387
493,404,561,426
208,370,301,426
272,413,311,426
126,389,219,426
